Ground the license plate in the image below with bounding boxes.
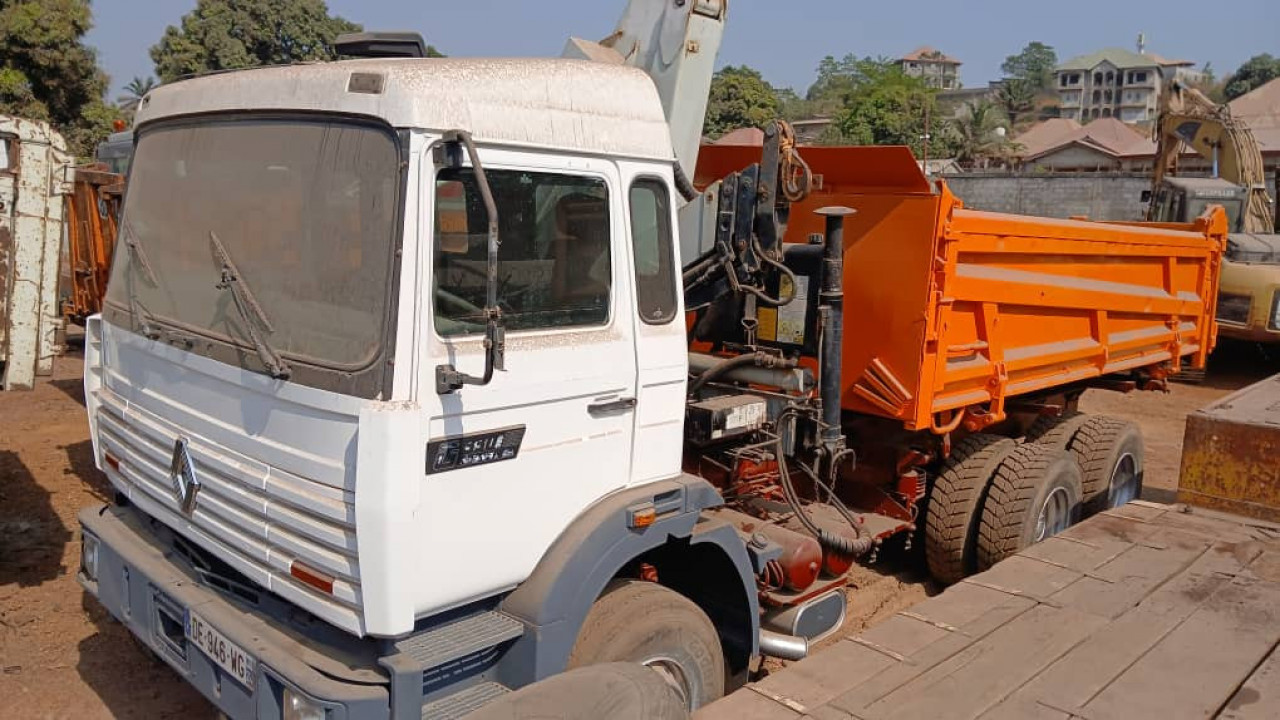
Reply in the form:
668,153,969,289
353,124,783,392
186,611,256,690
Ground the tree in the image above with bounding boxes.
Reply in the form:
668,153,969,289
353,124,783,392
703,65,780,138
150,0,361,83
119,76,157,112
806,54,860,106
0,0,122,155
1223,54,1280,101
996,78,1037,127
949,100,1010,166
1001,42,1058,91
832,58,955,158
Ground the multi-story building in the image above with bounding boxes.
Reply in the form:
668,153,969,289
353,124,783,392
899,47,962,90
1055,46,1198,125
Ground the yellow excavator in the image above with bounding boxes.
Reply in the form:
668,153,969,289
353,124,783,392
1146,80,1280,343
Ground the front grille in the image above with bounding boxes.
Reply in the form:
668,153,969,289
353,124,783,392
1217,292,1252,325
94,391,362,631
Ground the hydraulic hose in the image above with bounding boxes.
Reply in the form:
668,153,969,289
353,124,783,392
673,162,699,203
688,352,797,395
773,411,875,558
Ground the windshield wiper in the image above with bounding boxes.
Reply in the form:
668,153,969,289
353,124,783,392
121,219,162,340
208,231,292,380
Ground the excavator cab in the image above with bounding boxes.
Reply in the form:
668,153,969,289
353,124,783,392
1145,177,1246,232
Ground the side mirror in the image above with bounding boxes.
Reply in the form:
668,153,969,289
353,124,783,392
436,129,506,395
1140,190,1152,203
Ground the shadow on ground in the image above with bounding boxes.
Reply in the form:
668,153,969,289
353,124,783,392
1199,339,1280,392
76,593,216,720
0,450,72,587
64,439,112,504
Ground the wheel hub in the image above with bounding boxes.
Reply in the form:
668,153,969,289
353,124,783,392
1035,487,1072,542
1109,453,1139,507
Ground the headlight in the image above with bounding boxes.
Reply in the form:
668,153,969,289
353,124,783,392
282,688,326,720
1270,291,1280,331
81,533,100,581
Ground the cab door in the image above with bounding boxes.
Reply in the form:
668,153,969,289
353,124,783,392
416,146,638,614
618,163,688,485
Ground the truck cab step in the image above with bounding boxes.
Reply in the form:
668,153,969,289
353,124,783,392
421,681,510,719
396,610,525,671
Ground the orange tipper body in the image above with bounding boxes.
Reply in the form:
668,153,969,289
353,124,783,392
696,145,1228,432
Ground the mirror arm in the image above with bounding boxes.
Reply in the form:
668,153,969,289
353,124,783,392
436,129,507,395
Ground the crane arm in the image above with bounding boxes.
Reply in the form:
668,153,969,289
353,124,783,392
565,0,727,196
1151,81,1273,232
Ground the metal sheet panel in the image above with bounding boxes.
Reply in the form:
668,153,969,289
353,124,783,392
1178,372,1280,522
0,116,70,391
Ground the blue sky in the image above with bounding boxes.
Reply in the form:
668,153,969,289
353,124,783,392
87,0,1278,100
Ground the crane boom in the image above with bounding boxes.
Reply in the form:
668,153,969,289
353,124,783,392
565,0,727,193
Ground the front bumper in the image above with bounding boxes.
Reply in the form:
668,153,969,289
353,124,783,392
78,505,389,720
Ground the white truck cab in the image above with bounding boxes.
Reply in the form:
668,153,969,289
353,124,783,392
80,56,752,719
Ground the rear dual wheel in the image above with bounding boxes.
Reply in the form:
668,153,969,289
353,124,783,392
925,433,1090,582
1030,413,1144,515
976,443,1083,571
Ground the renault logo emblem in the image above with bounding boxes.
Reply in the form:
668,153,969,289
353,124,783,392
169,437,201,515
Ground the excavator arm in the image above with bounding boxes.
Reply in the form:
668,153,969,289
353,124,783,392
1150,81,1273,232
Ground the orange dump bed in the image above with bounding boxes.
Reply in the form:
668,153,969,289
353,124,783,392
697,145,1228,432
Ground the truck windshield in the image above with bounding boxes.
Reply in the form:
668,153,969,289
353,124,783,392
105,117,401,370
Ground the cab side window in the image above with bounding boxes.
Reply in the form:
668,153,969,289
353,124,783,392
434,168,611,336
628,178,677,325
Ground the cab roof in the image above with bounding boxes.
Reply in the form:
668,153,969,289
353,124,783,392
1164,176,1244,195
134,58,675,161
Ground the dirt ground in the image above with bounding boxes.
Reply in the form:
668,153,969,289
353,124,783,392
2,341,1277,719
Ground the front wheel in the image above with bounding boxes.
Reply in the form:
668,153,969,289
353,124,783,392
568,580,725,711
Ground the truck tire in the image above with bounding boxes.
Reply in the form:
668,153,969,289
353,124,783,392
925,434,1017,585
568,580,724,711
467,663,688,720
976,443,1083,571
1025,410,1087,449
1067,415,1144,515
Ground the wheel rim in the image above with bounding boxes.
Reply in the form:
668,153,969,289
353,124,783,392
642,655,693,709
1034,487,1072,542
1109,453,1139,507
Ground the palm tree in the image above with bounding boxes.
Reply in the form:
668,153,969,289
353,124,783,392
995,78,1036,127
949,100,1009,167
118,76,158,112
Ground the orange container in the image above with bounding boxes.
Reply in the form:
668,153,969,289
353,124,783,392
697,145,1228,432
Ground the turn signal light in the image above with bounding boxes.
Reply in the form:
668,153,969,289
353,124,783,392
290,561,334,595
631,507,657,529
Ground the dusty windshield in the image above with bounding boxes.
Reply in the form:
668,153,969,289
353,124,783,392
1187,199,1243,232
105,117,401,369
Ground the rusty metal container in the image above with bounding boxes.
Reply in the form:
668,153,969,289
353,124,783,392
1178,372,1280,522
697,145,1228,432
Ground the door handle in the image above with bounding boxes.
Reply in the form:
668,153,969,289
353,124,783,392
588,396,637,416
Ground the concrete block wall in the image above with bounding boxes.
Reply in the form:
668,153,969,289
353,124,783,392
939,173,1152,221
941,172,1279,228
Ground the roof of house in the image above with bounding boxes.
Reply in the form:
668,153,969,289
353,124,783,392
1011,118,1082,157
1229,77,1280,130
900,46,962,65
1057,47,1172,72
1018,117,1148,161
136,58,675,161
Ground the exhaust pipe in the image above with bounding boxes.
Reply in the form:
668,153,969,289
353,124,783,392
758,629,809,661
